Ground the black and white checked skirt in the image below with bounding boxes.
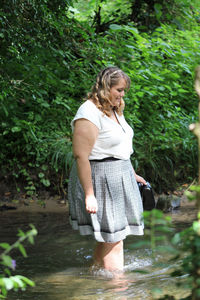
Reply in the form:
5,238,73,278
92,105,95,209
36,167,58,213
68,159,144,243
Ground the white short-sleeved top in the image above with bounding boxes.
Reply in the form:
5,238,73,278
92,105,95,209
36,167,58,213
71,100,134,160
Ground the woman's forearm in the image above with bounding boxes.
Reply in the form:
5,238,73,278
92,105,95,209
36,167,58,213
76,157,94,196
76,157,98,213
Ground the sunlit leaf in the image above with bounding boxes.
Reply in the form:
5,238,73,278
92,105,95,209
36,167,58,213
109,24,122,30
18,244,27,257
2,278,14,290
1,255,13,268
0,243,10,250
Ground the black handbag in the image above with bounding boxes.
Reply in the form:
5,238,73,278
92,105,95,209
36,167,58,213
138,182,156,211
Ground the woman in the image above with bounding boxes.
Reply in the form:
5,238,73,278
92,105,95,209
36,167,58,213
68,66,146,273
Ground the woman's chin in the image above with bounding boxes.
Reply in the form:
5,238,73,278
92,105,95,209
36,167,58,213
115,101,121,107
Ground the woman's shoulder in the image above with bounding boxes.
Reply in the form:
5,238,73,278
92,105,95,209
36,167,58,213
82,99,98,108
72,100,102,130
77,100,101,115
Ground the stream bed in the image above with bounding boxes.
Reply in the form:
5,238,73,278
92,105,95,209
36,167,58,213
0,199,197,300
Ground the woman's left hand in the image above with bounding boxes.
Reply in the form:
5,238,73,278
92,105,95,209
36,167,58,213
135,174,147,185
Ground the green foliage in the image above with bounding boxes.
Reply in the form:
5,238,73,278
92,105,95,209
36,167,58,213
0,0,199,194
136,188,200,299
106,23,199,191
72,0,200,32
0,225,37,298
130,209,174,266
0,0,88,195
170,218,200,299
143,209,174,253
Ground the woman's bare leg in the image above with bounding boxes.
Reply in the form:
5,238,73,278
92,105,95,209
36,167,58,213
94,240,124,272
93,242,103,267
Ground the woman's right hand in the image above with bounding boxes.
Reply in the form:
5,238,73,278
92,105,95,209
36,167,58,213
85,195,98,214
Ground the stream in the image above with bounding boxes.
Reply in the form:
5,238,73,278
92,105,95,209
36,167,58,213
0,199,197,300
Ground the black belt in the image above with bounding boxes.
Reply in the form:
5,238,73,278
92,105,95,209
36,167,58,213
89,157,120,162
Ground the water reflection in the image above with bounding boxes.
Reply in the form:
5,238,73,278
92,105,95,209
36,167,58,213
0,202,196,300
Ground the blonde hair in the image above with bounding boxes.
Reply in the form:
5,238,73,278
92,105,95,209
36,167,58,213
87,67,131,116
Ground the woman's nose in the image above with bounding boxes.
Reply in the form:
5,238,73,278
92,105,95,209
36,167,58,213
120,90,125,97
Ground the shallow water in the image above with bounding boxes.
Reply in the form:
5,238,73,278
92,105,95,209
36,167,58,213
0,202,197,300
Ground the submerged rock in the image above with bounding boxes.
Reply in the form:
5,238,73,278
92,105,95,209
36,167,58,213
156,195,181,212
0,204,17,211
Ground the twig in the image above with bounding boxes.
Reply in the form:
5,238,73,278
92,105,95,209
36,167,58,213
189,66,200,210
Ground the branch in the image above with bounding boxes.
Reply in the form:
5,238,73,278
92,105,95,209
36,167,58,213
190,65,200,198
195,65,200,99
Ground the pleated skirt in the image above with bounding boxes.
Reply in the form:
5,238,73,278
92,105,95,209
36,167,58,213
67,159,144,243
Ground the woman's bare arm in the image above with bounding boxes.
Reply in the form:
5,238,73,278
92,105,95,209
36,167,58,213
73,119,99,213
132,167,146,185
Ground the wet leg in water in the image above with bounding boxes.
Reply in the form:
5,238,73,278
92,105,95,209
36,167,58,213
93,240,124,272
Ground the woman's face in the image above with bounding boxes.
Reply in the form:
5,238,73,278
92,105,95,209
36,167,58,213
109,78,126,107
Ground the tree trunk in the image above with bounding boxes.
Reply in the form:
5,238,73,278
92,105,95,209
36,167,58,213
190,66,200,210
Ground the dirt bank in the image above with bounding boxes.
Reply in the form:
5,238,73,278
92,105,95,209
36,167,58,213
0,193,198,228
0,197,68,213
